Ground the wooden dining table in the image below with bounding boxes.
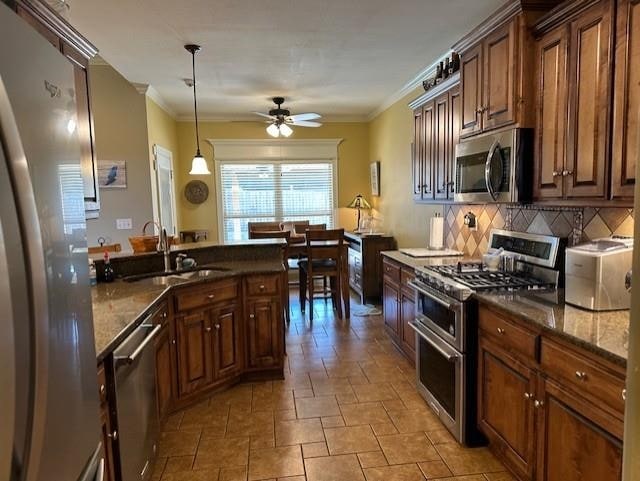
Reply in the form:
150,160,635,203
287,236,350,319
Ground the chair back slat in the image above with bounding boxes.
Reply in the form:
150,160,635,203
306,228,344,262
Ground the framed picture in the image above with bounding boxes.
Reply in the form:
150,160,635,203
98,160,127,189
370,161,380,196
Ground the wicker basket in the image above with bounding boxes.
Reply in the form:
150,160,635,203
128,221,161,253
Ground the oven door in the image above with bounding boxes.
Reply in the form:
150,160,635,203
409,321,465,443
454,130,517,203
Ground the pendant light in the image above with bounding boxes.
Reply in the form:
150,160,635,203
185,44,210,175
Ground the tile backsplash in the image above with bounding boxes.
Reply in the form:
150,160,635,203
443,204,634,258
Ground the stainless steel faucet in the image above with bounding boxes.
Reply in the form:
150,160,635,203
159,228,171,272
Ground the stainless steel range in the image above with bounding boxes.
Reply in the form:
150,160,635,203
408,229,563,446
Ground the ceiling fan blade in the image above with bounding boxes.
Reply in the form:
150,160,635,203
288,120,322,127
287,112,321,122
251,111,276,120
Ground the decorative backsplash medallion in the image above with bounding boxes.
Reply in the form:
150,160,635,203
444,204,634,258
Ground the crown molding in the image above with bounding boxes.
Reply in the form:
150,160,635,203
144,86,178,118
366,50,453,121
176,113,368,123
131,82,149,95
89,54,110,66
408,72,460,110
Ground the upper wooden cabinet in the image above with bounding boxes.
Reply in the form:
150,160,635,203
461,43,484,136
612,0,640,199
410,75,461,203
533,0,613,201
12,1,100,215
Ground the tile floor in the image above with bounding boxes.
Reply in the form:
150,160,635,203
152,292,512,481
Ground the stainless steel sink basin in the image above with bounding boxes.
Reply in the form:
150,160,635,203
123,266,229,283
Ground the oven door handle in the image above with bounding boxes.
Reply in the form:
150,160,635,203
408,280,454,311
485,140,500,201
409,321,458,362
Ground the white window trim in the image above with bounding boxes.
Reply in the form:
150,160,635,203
149,144,178,236
208,139,342,242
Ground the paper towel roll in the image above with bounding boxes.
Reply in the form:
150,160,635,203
429,214,444,250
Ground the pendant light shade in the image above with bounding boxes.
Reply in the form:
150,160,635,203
279,123,293,137
185,44,210,175
266,123,280,138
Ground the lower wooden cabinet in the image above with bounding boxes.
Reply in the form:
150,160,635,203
211,303,244,377
477,303,625,481
382,257,416,365
97,364,116,481
247,296,282,369
176,310,213,397
154,322,174,420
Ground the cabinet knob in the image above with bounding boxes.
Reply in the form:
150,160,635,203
622,388,627,401
172,339,176,345
552,171,561,177
162,312,167,318
575,371,587,381
207,294,215,300
534,400,544,408
99,384,106,396
107,430,118,440
259,285,265,291
562,170,574,177
215,323,220,330
249,314,255,319
205,326,212,332
496,327,506,335
524,392,534,400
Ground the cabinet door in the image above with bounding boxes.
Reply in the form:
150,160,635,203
212,303,243,379
400,289,416,361
611,0,640,199
412,108,424,200
448,87,461,198
383,280,400,336
534,27,569,200
535,377,623,481
434,92,450,200
565,1,612,198
483,19,517,131
478,337,537,480
460,43,483,136
421,101,435,199
176,311,213,397
247,298,282,369
99,405,116,481
155,323,173,419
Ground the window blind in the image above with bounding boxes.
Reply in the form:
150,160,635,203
58,164,86,235
219,161,335,241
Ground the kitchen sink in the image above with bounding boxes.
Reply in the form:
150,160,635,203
123,266,230,283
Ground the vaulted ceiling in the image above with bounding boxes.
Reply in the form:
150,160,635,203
64,0,505,120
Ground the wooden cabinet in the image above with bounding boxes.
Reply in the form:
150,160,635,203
97,364,116,481
410,77,461,203
382,257,416,365
247,297,282,369
13,1,100,215
533,0,613,201
211,303,243,378
345,232,396,304
461,43,484,136
154,323,173,420
611,0,640,199
478,336,537,480
477,302,626,481
176,310,213,397
565,1,612,199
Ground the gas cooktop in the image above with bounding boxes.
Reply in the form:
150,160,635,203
424,262,554,291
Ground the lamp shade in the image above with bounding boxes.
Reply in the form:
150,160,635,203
189,154,211,175
347,194,371,210
279,123,293,137
266,123,280,137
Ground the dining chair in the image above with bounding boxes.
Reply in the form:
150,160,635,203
247,229,291,325
298,228,345,321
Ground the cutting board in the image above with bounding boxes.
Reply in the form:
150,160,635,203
399,248,463,258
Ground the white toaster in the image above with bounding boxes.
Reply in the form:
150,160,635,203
565,236,633,311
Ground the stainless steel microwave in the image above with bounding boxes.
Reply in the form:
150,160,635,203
454,128,533,203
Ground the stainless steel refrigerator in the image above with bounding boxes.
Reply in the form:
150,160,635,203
0,3,104,481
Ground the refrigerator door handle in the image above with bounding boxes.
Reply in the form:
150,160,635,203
0,75,50,481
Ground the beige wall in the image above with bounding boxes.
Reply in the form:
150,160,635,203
86,64,152,248
174,121,369,240
146,97,179,170
368,89,442,247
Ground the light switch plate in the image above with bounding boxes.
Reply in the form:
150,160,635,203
116,218,132,230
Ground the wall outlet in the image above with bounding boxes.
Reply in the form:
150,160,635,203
116,218,132,230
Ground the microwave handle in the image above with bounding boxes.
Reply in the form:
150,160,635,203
485,140,500,201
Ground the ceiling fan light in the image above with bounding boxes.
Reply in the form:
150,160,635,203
189,154,211,175
266,123,280,138
280,123,293,137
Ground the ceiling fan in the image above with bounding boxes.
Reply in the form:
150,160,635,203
252,97,322,137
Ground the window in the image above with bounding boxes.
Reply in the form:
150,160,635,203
219,160,336,241
58,164,86,236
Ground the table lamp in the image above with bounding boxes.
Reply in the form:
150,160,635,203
347,194,371,232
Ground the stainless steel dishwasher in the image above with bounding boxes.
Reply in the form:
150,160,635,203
113,310,162,481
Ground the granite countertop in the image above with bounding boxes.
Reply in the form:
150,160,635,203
381,250,468,270
92,259,284,362
475,290,629,366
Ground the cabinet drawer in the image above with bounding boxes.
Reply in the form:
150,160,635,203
246,275,279,296
382,258,401,284
175,280,239,312
540,338,625,415
97,364,108,406
400,268,415,290
478,305,538,361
